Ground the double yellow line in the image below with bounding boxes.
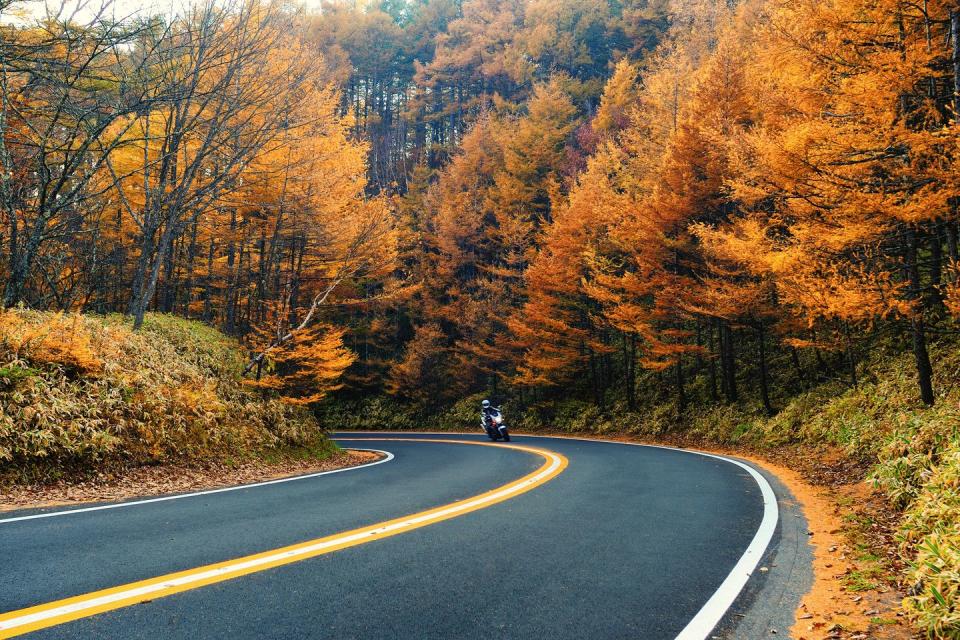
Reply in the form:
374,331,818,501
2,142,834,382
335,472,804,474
0,439,567,638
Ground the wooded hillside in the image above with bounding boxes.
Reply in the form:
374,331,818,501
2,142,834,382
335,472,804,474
4,0,958,411
349,0,960,420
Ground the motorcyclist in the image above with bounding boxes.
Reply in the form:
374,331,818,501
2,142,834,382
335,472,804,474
480,399,496,430
480,399,510,441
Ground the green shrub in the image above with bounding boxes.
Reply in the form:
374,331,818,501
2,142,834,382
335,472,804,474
435,392,487,431
759,385,840,445
873,414,957,509
899,448,960,638
687,403,757,443
0,363,40,388
315,395,420,431
553,400,604,433
860,341,960,637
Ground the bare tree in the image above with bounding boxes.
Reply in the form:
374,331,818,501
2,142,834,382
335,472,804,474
117,0,318,329
0,0,161,306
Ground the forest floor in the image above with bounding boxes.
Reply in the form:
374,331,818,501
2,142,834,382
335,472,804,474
0,449,382,512
736,445,910,640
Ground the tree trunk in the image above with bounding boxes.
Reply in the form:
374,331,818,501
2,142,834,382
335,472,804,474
204,238,215,322
225,209,238,333
4,217,47,307
790,347,806,389
811,330,828,377
708,318,719,401
758,324,773,416
947,220,959,281
160,236,177,313
929,224,943,308
183,219,199,318
3,227,24,307
256,226,267,323
906,228,935,405
911,318,934,406
842,322,859,388
721,322,738,402
675,356,686,414
127,226,156,320
130,219,178,330
695,321,704,375
952,9,960,114
589,350,602,408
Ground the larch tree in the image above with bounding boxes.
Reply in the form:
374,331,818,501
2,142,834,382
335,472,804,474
697,0,959,405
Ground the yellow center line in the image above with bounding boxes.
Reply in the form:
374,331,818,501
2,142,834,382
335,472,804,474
0,439,568,639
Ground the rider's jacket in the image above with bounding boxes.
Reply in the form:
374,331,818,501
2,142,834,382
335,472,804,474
481,406,497,427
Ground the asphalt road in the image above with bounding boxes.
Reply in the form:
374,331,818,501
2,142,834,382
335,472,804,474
0,433,783,639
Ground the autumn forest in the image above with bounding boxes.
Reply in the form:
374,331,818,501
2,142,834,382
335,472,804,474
7,0,959,413
0,0,953,417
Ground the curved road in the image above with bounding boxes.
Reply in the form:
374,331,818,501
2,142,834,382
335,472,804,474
0,433,790,639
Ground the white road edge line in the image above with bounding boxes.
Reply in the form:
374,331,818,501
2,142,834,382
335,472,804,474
656,448,777,640
0,449,394,525
0,448,564,634
336,432,779,640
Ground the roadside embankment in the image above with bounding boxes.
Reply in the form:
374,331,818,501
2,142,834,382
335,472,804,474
696,444,907,640
0,309,337,487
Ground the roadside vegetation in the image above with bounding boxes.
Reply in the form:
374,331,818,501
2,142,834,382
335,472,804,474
0,309,333,485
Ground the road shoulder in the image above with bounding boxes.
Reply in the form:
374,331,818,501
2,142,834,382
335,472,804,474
0,449,383,513
710,456,813,639
708,452,906,640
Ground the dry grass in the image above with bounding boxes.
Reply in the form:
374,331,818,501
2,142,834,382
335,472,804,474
0,309,330,484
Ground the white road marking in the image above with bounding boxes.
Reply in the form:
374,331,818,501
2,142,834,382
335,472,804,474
2,431,780,640
0,449,393,525
665,451,778,640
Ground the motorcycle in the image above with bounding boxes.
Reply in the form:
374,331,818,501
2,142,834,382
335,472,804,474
482,407,511,442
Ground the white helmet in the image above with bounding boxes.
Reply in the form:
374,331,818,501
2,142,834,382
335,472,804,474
482,399,491,409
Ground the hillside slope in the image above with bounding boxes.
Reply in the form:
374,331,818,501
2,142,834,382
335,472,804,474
0,310,332,484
